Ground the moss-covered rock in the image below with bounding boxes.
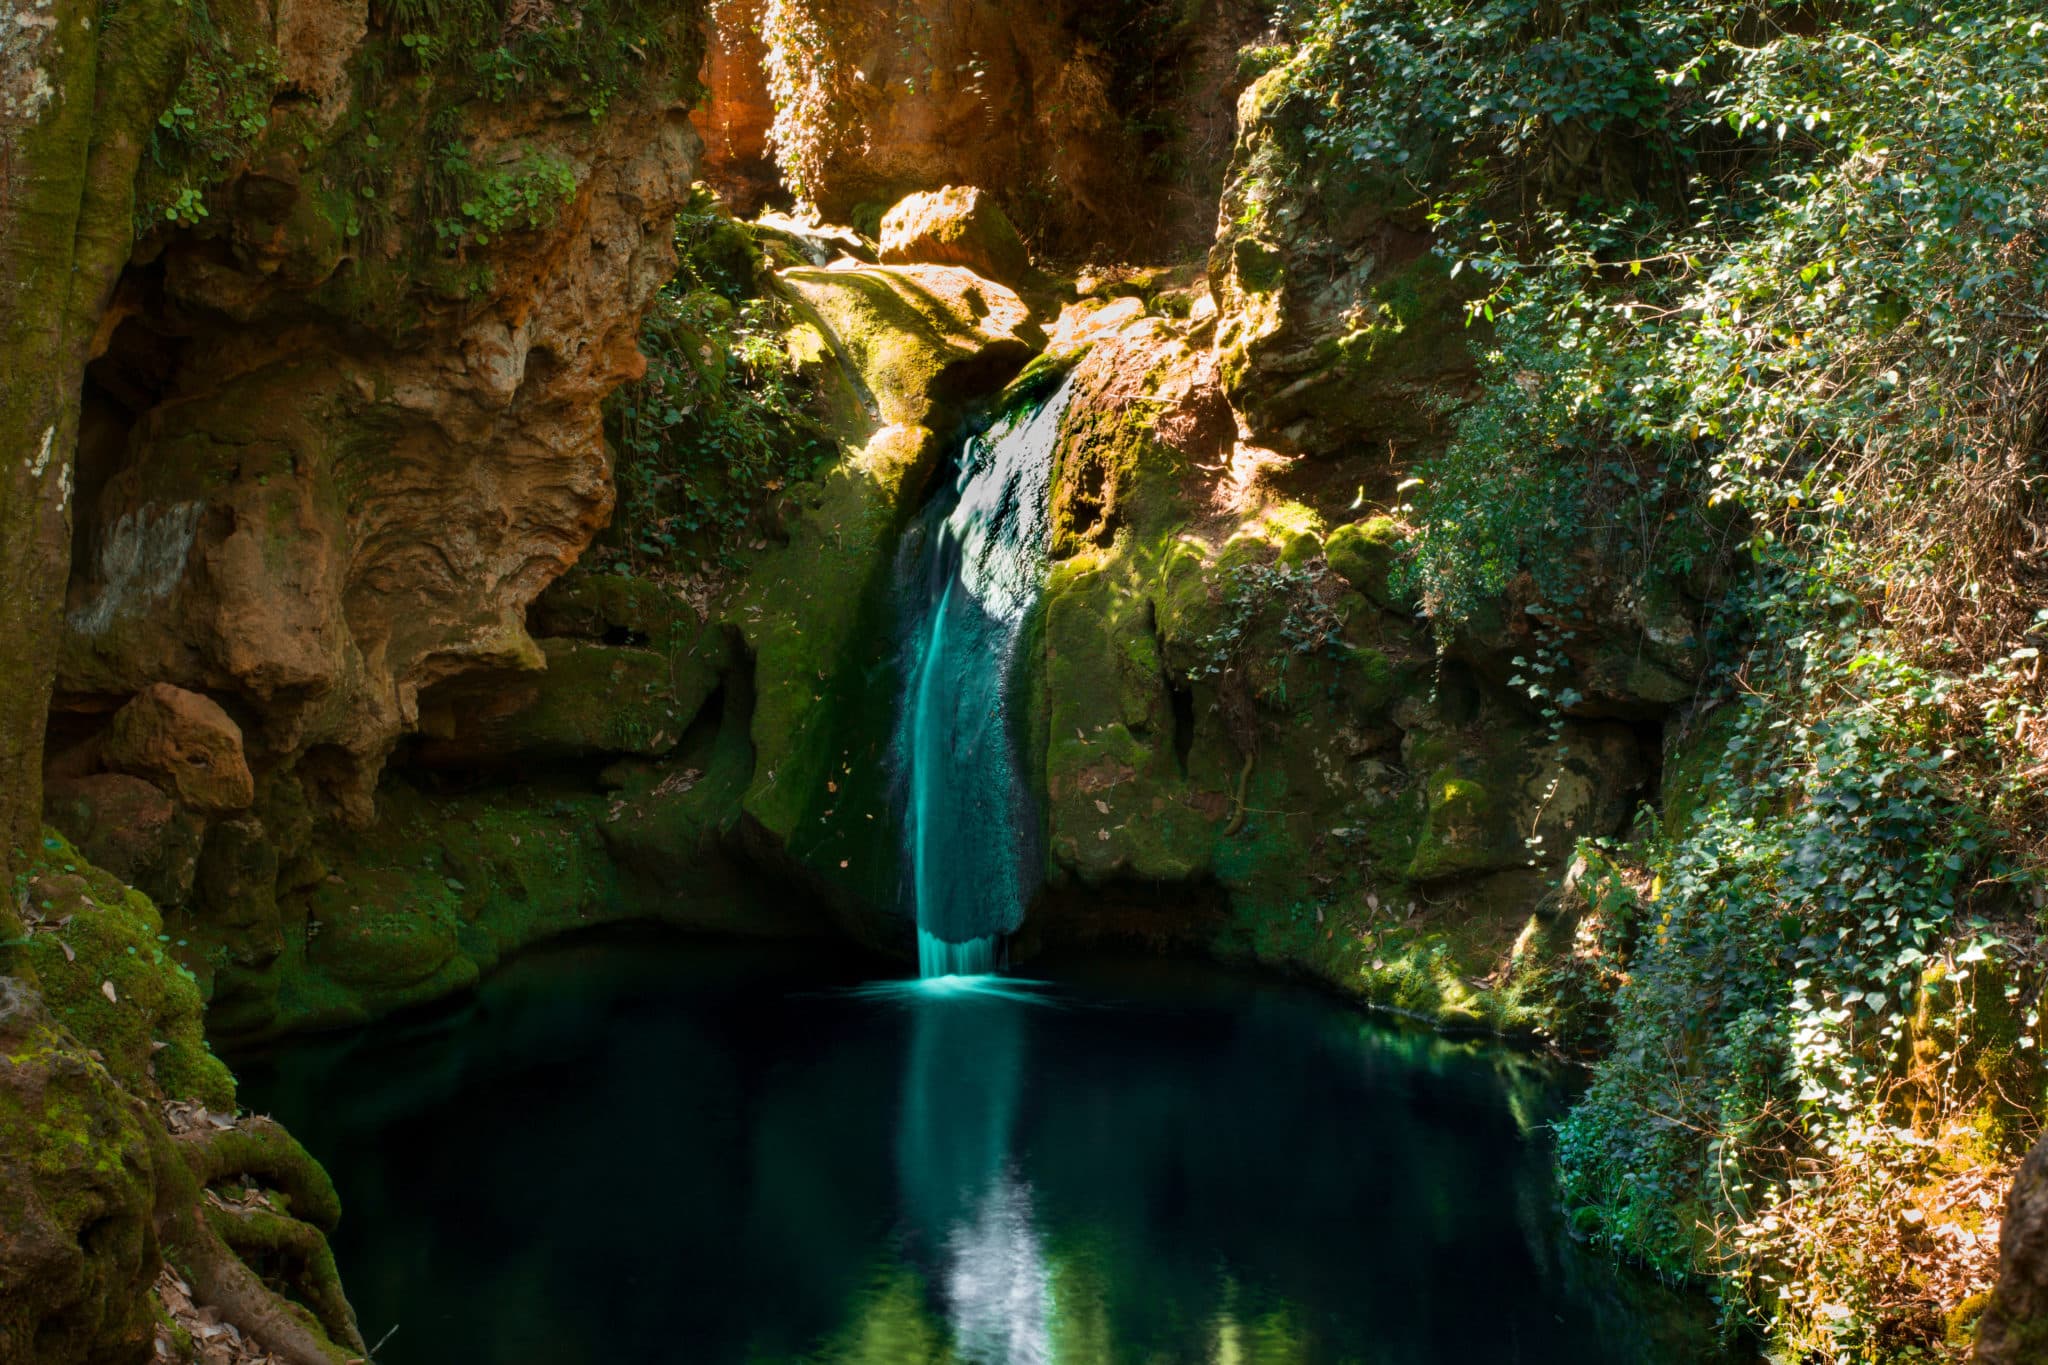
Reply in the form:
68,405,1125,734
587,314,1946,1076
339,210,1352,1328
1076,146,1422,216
18,833,233,1107
1325,515,1418,613
878,186,1033,287
726,262,1041,919
100,684,255,814
0,982,161,1365
416,637,727,767
1208,63,1476,462
778,263,1043,428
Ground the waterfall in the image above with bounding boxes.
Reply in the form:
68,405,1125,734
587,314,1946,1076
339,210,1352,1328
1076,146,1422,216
895,381,1074,979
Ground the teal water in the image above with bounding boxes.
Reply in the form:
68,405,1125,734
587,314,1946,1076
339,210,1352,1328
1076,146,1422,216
236,934,1743,1365
895,387,1074,975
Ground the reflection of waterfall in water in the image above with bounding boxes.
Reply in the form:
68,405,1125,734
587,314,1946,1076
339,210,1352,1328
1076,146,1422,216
895,985,1052,1364
894,383,1075,978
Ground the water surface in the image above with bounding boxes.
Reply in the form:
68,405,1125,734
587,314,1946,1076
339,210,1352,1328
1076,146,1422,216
237,935,1738,1364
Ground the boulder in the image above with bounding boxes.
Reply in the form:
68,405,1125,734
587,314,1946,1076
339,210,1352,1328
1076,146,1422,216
1325,516,1417,613
778,263,1041,428
100,684,254,813
879,186,1032,286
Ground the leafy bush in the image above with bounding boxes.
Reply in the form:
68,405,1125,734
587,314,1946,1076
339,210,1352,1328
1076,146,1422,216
602,198,837,573
1272,0,2048,1354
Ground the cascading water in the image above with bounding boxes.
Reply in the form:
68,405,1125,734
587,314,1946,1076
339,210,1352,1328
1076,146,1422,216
894,381,1075,979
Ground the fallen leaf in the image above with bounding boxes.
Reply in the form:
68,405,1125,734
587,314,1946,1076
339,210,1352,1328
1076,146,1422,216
101,980,118,1004
61,939,76,962
1094,799,1110,815
1097,828,1111,841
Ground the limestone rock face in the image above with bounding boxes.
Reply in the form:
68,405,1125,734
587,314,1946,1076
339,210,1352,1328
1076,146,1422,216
102,683,254,813
692,13,780,216
57,12,710,826
1209,67,1477,465
696,0,1268,255
1976,1135,2048,1363
0,981,161,1365
879,187,1032,286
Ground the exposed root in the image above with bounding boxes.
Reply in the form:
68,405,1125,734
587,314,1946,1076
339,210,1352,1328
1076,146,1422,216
204,1203,363,1353
1224,749,1255,837
151,1110,366,1365
174,1119,342,1230
176,1215,360,1365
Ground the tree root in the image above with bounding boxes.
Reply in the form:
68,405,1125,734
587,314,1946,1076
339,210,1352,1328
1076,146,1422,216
1224,748,1256,837
152,1116,367,1364
205,1204,364,1354
175,1119,342,1230
176,1215,361,1365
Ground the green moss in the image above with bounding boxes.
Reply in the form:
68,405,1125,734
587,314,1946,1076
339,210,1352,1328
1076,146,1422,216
21,834,233,1107
996,349,1085,423
0,1009,158,1357
1325,515,1418,612
779,265,1038,428
424,639,714,762
1408,764,1525,882
1658,701,1748,840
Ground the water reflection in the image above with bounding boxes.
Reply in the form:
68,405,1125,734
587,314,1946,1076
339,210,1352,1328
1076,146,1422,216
232,939,1743,1365
897,984,1046,1364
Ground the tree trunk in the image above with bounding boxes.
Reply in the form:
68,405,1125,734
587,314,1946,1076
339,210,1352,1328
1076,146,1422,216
0,0,189,876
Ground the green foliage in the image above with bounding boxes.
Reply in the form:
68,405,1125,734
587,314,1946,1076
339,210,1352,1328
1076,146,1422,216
1274,0,2048,1353
429,144,579,249
1185,558,1349,694
603,198,837,571
136,0,283,228
381,0,678,119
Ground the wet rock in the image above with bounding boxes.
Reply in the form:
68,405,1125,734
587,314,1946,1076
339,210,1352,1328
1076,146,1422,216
879,186,1032,286
101,684,254,813
724,259,1041,910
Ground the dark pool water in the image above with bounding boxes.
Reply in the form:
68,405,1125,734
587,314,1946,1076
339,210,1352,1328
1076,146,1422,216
235,934,1738,1365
